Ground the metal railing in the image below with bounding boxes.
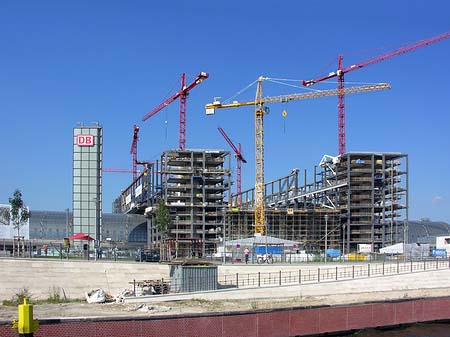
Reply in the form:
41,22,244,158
217,259,450,289
131,258,450,296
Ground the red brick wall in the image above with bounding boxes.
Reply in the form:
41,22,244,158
2,297,450,337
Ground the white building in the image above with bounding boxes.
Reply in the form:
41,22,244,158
436,236,450,255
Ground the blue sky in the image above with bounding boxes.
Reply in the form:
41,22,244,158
0,1,449,223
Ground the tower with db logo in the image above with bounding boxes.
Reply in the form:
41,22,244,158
72,122,103,246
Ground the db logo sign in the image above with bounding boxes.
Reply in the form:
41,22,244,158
75,134,94,146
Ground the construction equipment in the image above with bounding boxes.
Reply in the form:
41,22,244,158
130,125,140,181
142,72,209,150
303,31,450,155
130,125,155,180
206,79,390,235
217,127,247,206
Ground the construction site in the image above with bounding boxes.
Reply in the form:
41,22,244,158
119,149,408,257
113,80,405,258
110,32,450,260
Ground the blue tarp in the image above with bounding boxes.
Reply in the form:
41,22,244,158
255,246,283,254
326,248,341,257
432,248,447,257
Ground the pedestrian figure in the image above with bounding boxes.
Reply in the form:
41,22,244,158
96,246,102,259
112,246,118,261
244,247,250,264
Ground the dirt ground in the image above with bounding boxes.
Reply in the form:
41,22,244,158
2,287,450,322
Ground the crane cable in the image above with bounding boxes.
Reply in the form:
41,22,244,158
264,78,321,91
222,77,386,106
223,79,258,104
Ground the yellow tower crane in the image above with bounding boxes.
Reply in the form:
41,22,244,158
206,78,390,235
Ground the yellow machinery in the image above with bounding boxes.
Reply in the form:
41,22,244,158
206,79,390,235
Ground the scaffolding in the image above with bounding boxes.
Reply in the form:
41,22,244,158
118,150,408,255
226,209,340,253
229,152,408,253
120,149,231,257
333,152,408,253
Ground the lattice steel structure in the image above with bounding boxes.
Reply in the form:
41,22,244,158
119,149,231,256
118,149,407,254
229,152,408,253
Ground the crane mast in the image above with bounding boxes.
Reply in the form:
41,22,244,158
130,125,140,181
303,31,450,155
206,81,390,235
254,77,265,234
142,72,208,150
217,127,247,206
337,55,346,155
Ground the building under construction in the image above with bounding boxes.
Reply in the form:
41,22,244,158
118,149,408,256
119,149,231,256
228,152,408,253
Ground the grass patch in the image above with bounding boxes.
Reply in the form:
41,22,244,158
2,287,81,306
173,298,227,310
2,287,33,306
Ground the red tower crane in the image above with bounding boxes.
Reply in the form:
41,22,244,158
142,72,209,150
130,125,140,181
217,127,247,206
303,31,450,155
102,168,136,174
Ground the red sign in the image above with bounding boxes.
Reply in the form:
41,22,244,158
75,134,94,146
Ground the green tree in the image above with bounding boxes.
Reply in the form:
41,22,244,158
1,190,30,255
155,200,171,237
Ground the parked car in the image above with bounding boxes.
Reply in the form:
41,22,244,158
135,250,160,262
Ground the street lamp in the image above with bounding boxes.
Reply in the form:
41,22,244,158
324,214,328,263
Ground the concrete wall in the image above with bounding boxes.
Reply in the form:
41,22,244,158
0,258,170,300
3,257,436,301
0,257,348,301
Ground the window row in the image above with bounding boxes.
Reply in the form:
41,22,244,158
73,161,101,175
73,185,100,193
74,128,101,136
72,225,96,237
73,190,100,197
73,216,100,225
73,177,99,186
73,169,101,177
73,152,102,161
73,203,101,210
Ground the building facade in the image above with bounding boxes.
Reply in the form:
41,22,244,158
229,152,408,253
118,149,232,256
28,210,146,244
72,123,103,243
